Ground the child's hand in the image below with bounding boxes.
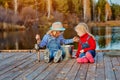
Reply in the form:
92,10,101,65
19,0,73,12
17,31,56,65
35,34,41,44
72,55,77,59
73,36,79,42
80,49,84,53
35,34,40,40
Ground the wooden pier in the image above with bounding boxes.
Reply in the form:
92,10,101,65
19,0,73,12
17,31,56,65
0,50,120,80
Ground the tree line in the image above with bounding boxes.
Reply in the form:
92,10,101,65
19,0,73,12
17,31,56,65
0,0,120,28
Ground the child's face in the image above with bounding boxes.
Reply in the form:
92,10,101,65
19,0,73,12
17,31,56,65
51,31,63,37
76,29,85,37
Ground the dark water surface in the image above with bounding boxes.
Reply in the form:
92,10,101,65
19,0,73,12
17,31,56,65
0,26,120,50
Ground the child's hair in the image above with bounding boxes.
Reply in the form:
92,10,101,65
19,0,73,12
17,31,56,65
75,23,95,40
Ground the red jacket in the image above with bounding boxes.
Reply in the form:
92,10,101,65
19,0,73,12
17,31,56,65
75,33,96,57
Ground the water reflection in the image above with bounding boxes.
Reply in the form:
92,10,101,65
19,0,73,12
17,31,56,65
0,26,120,50
91,26,120,50
0,30,37,50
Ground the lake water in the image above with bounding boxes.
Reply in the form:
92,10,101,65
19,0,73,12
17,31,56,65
0,26,120,50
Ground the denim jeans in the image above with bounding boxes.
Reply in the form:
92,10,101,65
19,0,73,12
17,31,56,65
79,50,96,58
46,37,64,60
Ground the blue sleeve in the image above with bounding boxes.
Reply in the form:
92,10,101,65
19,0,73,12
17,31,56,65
39,34,49,47
59,35,73,44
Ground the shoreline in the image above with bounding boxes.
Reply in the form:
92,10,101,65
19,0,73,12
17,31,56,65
0,22,26,31
0,20,120,31
88,20,120,27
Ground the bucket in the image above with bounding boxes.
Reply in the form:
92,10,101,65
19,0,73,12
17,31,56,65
62,45,74,60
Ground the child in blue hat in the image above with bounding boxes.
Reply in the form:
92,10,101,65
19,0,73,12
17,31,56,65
35,22,78,63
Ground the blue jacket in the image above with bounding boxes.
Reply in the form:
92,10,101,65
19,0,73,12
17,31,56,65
39,34,73,48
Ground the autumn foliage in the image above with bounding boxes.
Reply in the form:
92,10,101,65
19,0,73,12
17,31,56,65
0,0,120,27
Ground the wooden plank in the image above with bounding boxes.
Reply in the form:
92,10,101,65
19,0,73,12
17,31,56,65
111,57,120,80
64,61,80,80
0,54,37,80
0,53,27,73
104,51,120,56
94,52,105,80
0,53,31,67
0,53,33,75
25,62,51,80
44,61,68,80
34,63,58,80
0,52,119,80
117,57,120,64
1,54,37,80
86,64,96,80
55,59,76,80
104,55,116,80
13,61,45,80
86,52,98,80
0,53,24,66
0,54,35,80
0,53,15,61
0,50,36,52
1,49,119,53
75,63,89,80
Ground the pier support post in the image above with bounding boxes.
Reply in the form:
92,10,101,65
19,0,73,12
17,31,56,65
35,44,40,62
37,50,40,62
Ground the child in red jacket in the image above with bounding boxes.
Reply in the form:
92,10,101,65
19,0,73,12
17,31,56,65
75,23,96,63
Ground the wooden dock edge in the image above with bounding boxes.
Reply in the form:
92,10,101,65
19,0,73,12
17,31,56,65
0,49,120,62
0,49,120,53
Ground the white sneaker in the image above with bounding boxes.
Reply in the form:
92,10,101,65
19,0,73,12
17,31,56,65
54,50,62,63
44,49,50,63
